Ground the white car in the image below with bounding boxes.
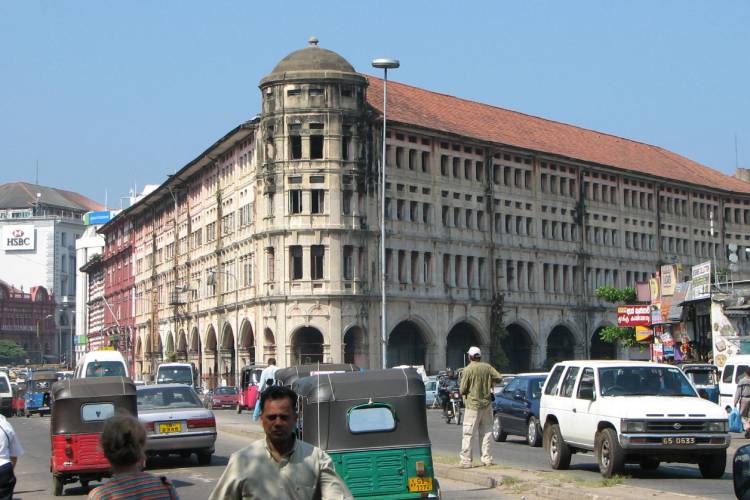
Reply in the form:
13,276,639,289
540,360,730,478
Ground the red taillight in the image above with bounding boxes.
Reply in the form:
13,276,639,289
188,417,216,429
144,421,155,431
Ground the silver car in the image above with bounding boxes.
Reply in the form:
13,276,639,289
137,384,216,465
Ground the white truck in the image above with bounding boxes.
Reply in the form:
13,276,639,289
540,360,729,478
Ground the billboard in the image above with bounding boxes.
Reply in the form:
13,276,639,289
1,224,35,251
692,261,711,301
617,305,651,327
83,211,114,225
660,264,677,296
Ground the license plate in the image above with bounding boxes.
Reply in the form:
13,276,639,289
159,422,182,434
408,477,433,492
662,437,695,445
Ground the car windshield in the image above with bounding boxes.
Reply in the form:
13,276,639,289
157,367,193,385
599,366,697,397
137,387,203,410
214,387,237,395
86,361,126,377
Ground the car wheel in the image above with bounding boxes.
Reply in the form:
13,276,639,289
595,428,625,477
53,475,64,496
544,423,571,470
197,451,212,465
698,452,726,479
492,414,507,442
639,459,659,471
527,417,542,447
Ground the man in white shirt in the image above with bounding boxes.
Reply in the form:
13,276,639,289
0,414,23,500
252,358,279,421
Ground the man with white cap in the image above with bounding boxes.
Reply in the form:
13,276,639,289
459,346,501,468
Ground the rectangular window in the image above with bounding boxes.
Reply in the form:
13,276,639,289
290,136,302,160
421,151,430,173
560,367,580,397
398,250,407,283
342,136,351,160
544,365,566,395
266,248,275,282
342,191,353,215
443,254,451,285
422,203,430,224
311,245,324,280
424,252,432,284
310,135,324,159
343,245,353,280
311,190,325,214
289,190,302,214
290,246,303,280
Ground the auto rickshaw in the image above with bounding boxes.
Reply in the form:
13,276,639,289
293,369,440,499
681,363,720,404
236,364,266,413
25,369,58,416
274,363,359,387
50,376,137,496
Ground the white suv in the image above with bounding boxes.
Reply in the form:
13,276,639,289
540,360,730,478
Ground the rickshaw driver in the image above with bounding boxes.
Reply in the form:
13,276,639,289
210,385,352,500
459,346,501,468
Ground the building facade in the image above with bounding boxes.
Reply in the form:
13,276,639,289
0,182,102,365
74,224,105,364
100,40,750,384
0,282,56,362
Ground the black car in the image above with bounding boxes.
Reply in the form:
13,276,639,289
492,373,547,447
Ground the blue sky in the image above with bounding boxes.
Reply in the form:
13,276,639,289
1,1,748,205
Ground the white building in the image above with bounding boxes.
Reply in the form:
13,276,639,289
74,224,106,364
0,182,102,364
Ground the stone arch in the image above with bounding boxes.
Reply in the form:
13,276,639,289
239,319,255,367
164,332,175,360
204,325,218,390
387,320,428,368
546,325,576,368
446,321,481,370
264,328,276,363
176,330,188,362
504,323,534,373
188,327,201,382
220,323,236,387
590,325,617,360
291,326,324,365
343,325,366,366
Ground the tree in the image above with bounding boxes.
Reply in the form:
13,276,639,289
0,340,27,364
595,286,638,348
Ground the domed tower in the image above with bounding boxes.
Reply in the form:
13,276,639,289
256,38,372,367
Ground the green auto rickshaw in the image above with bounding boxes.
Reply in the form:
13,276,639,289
293,368,439,499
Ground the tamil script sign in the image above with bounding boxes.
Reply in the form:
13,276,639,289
692,261,711,301
617,305,651,327
1,224,35,251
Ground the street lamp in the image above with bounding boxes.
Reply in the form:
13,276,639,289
372,57,399,369
36,314,53,364
208,268,239,387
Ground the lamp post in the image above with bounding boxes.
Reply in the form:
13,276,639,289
36,314,53,364
208,268,239,387
372,57,399,369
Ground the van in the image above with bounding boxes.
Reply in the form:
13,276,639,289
74,350,129,379
155,362,197,387
718,355,750,411
0,372,12,417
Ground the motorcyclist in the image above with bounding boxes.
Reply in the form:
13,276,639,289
438,369,457,415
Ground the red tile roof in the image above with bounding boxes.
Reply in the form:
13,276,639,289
367,76,750,194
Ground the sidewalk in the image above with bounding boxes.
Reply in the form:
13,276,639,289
216,419,717,499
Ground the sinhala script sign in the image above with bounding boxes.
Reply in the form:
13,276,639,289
2,225,35,251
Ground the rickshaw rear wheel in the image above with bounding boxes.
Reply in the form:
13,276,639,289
52,475,64,496
80,479,90,489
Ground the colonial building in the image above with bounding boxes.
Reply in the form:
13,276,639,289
74,224,105,364
0,282,56,362
100,40,750,384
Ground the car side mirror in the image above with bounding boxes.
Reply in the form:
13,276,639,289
734,444,750,498
513,390,525,401
579,385,595,400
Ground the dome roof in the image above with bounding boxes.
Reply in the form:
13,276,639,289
270,37,356,75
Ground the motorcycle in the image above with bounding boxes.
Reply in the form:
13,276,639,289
443,388,463,425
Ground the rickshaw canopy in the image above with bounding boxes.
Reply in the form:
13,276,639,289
274,363,359,387
51,377,137,434
293,368,430,452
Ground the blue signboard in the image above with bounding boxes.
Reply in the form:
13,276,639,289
84,211,113,225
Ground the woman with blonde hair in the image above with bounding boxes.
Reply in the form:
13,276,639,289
88,413,178,500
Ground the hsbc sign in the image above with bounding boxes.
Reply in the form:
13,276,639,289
2,225,35,251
